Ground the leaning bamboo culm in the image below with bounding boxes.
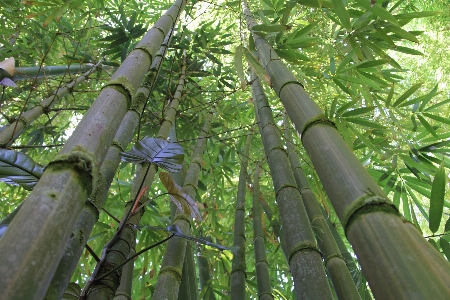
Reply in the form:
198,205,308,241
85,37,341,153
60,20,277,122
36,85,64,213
153,109,213,299
0,59,104,147
243,2,450,298
0,1,187,298
85,52,188,299
44,31,174,300
230,132,252,299
284,114,360,300
251,165,274,300
251,69,333,299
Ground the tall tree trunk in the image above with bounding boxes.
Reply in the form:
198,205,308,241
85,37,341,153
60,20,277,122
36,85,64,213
153,109,212,300
230,132,251,299
251,165,274,300
251,70,333,299
44,31,173,300
284,114,360,300
243,2,450,298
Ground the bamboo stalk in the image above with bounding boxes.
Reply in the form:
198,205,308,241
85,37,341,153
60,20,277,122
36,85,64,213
250,69,333,299
197,235,216,300
230,132,252,299
0,1,187,298
252,165,274,300
152,109,213,300
0,60,104,146
243,2,450,297
43,32,173,300
284,114,360,300
85,50,187,299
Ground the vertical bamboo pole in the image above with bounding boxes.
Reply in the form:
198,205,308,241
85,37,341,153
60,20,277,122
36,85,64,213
197,236,216,300
230,133,252,299
252,165,274,300
0,1,187,298
243,2,450,297
284,114,360,300
44,32,173,300
251,70,333,299
86,52,188,299
152,109,213,300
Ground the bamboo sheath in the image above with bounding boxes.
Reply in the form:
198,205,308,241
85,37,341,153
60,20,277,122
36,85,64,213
0,1,187,298
243,2,450,298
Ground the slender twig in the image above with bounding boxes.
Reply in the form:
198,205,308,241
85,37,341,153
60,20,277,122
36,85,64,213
85,244,100,262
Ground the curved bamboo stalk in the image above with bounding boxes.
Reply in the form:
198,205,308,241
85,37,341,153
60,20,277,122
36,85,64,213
250,70,333,299
0,60,104,147
252,165,274,300
243,2,450,298
152,109,213,300
0,1,186,296
284,114,360,300
44,31,174,300
85,51,187,299
230,132,252,299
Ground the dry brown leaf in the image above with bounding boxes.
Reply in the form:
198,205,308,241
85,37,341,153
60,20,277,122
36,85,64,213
159,172,202,221
0,57,15,76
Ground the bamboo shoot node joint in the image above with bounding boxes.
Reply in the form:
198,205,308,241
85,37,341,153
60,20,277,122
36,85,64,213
288,240,321,264
101,77,135,109
158,266,182,283
300,116,336,140
343,194,399,234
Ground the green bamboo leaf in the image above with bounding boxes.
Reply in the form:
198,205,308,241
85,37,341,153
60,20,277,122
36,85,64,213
422,112,450,126
402,187,411,221
429,161,446,233
121,137,185,172
417,115,438,138
345,117,386,129
419,140,450,153
234,45,246,90
395,11,441,19
341,106,375,117
392,46,423,56
392,83,422,107
251,24,291,33
445,218,450,232
337,74,380,89
440,238,450,261
424,98,450,112
393,183,401,208
354,0,400,25
405,185,429,221
330,0,352,31
418,84,439,111
385,25,419,43
347,124,378,152
356,59,389,69
336,49,356,74
242,47,271,86
375,27,396,48
286,22,317,43
0,149,44,190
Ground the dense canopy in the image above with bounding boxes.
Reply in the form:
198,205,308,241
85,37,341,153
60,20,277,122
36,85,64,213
1,0,450,299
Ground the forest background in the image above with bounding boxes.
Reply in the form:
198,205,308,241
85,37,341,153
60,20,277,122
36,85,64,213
1,0,450,299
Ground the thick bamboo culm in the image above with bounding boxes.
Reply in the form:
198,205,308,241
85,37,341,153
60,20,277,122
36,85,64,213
243,2,450,298
0,1,187,298
251,69,333,300
284,114,360,300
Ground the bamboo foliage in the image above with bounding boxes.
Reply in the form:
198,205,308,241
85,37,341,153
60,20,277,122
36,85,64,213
230,132,252,299
251,165,273,300
243,2,450,298
0,60,104,146
0,1,187,298
152,109,213,300
250,70,333,299
85,50,188,299
284,114,360,300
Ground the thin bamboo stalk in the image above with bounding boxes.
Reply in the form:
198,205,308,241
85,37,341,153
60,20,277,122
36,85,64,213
230,132,252,299
252,165,274,300
152,109,213,300
243,2,450,297
284,114,360,300
86,51,187,299
197,236,216,300
0,1,186,298
0,60,104,146
43,32,173,300
250,70,333,300
112,248,136,300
